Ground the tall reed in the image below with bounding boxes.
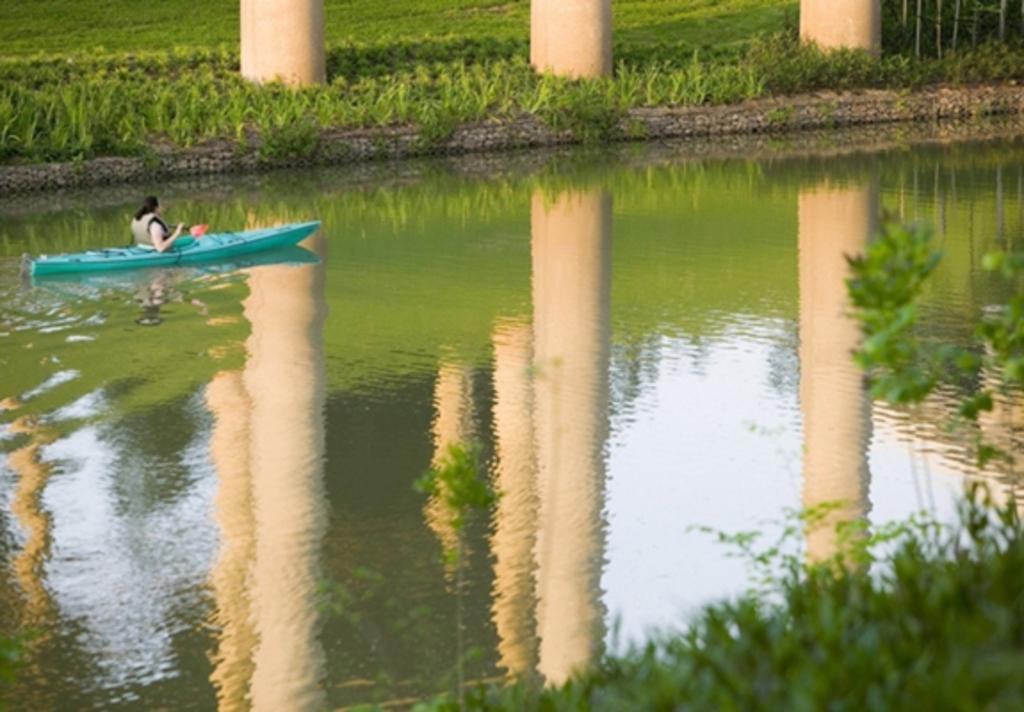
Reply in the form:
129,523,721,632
883,0,1024,56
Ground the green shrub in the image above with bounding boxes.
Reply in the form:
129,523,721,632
536,79,626,143
418,490,1024,710
258,115,319,161
5,34,1024,165
0,635,23,711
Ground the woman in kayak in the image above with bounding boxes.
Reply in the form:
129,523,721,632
130,196,186,252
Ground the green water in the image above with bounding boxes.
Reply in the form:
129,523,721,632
2,135,1023,709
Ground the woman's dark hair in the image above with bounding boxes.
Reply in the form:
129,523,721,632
134,196,159,221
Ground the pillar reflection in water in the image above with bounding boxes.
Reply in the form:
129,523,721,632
8,417,56,631
426,362,477,565
246,233,328,711
206,372,256,712
977,355,1024,511
530,188,611,685
489,322,539,679
207,233,328,711
798,181,876,563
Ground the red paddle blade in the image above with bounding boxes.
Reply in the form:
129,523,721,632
190,224,209,237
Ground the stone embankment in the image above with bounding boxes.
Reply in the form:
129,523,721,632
3,84,1024,195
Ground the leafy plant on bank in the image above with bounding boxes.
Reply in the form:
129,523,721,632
257,115,320,162
413,487,1024,711
847,217,1024,467
7,35,1024,165
535,80,627,144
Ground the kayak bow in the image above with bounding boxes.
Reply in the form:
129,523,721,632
25,221,321,276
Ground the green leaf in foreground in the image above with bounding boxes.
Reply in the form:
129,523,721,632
417,487,1024,710
846,218,943,405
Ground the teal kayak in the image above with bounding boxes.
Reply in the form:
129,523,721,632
24,221,321,276
31,244,320,288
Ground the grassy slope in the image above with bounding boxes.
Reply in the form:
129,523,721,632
0,0,794,56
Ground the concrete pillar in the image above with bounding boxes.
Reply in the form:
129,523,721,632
489,321,539,680
798,181,876,564
800,0,881,53
530,188,611,685
206,372,257,712
244,234,328,711
531,0,612,78
425,362,476,567
241,0,325,86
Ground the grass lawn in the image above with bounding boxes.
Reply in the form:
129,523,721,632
0,0,795,57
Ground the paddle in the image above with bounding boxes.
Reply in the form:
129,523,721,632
165,224,208,251
123,222,208,249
